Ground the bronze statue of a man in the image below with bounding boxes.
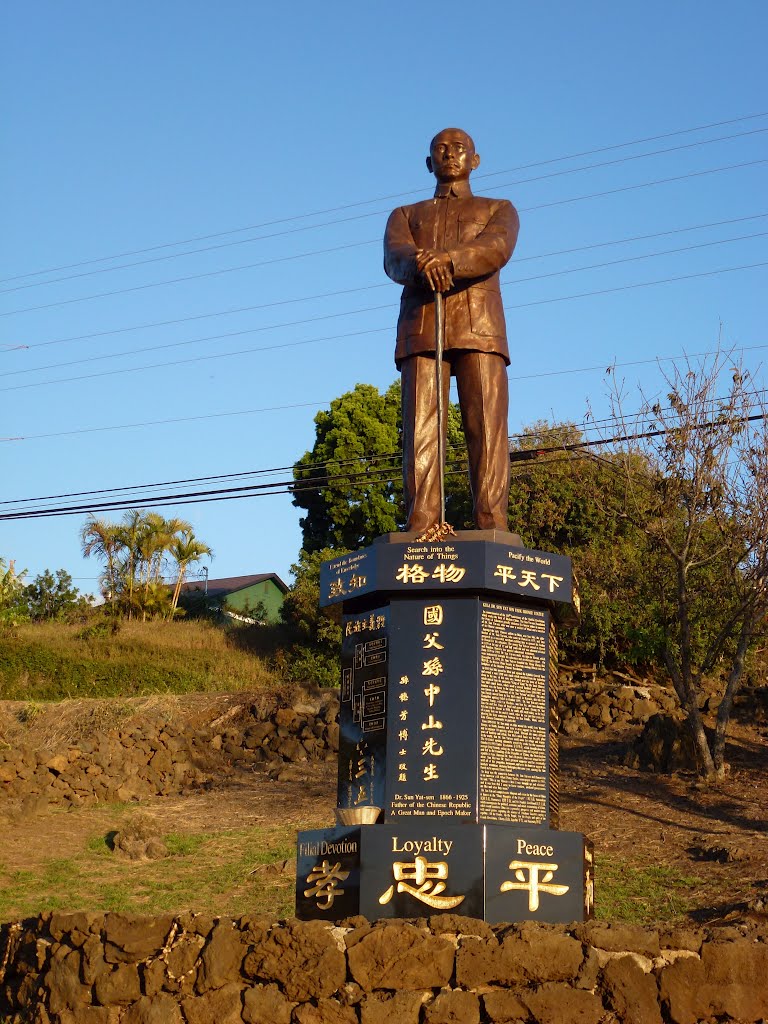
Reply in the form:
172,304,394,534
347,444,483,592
384,128,519,533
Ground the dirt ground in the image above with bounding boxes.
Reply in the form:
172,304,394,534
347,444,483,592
559,721,768,923
0,713,766,924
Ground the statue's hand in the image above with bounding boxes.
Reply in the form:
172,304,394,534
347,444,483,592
415,249,453,293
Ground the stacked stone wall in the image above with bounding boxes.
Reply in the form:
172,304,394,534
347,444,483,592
1,913,767,1023
1,677,764,810
0,697,340,814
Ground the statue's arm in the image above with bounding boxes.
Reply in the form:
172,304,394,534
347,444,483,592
383,207,421,286
447,200,520,280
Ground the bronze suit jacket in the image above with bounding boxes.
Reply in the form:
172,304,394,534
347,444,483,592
384,180,519,368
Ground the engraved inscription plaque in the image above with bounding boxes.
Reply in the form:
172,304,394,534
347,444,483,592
479,600,555,825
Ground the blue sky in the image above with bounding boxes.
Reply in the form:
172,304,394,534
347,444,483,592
1,1,766,593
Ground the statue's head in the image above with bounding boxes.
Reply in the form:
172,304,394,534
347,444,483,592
427,128,480,184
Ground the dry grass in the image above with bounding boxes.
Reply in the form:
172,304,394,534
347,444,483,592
0,773,335,921
0,619,282,701
0,819,307,920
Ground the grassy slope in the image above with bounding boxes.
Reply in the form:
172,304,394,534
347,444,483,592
0,619,278,700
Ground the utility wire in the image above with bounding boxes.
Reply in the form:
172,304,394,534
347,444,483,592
1,258,766,396
1,380,654,444
3,411,766,522
4,111,766,285
4,387,766,507
2,124,766,294
8,210,766,359
5,227,766,381
3,407,642,505
2,155,766,319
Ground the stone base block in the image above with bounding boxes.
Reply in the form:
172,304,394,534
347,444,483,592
296,822,593,924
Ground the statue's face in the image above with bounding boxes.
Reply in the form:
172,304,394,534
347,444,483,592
427,129,479,183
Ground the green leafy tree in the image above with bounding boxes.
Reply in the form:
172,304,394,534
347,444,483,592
24,569,88,621
292,382,403,552
292,381,475,549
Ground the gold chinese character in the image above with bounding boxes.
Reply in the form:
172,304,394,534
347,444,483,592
379,856,464,909
304,860,350,909
399,691,409,703
399,747,407,756
376,616,386,629
399,674,409,685
422,737,444,756
400,710,408,721
329,579,346,598
541,572,564,593
423,632,444,650
424,682,441,706
398,729,408,741
396,564,429,584
431,564,466,583
500,860,570,912
424,605,443,625
349,574,367,590
421,715,443,731
398,772,408,782
494,564,516,584
519,569,540,590
398,762,407,771
354,784,368,805
423,763,439,781
422,657,444,677
354,743,369,778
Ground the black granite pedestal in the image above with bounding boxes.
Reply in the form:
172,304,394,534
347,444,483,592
296,532,593,924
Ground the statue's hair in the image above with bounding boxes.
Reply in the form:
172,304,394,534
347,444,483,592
430,127,475,151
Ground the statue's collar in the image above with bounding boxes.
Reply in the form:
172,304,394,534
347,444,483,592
434,180,473,198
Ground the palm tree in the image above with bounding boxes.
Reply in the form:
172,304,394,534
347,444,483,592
116,510,147,617
80,516,121,604
156,517,193,582
137,513,169,587
169,531,213,614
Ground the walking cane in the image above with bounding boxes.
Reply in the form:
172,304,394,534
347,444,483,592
434,290,446,526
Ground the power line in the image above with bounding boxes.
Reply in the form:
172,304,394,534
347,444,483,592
505,228,768,287
3,385,766,510
3,409,766,522
1,258,766,396
2,155,766,320
2,411,631,505
3,124,766,295
0,388,624,444
0,394,676,502
515,211,768,263
5,227,766,382
4,111,766,286
8,210,765,360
